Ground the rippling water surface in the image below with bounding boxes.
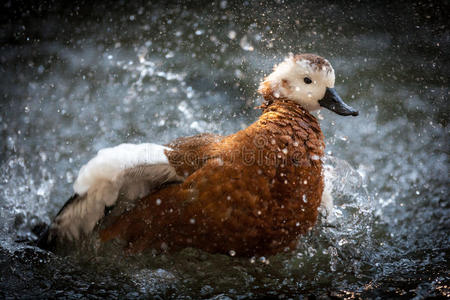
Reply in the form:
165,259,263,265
0,1,448,298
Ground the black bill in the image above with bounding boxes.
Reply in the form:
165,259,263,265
318,87,359,116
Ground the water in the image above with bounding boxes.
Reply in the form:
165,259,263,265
1,1,448,298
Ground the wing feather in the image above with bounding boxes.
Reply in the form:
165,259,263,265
38,143,182,250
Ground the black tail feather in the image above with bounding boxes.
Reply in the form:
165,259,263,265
31,222,48,237
36,226,57,251
35,194,79,251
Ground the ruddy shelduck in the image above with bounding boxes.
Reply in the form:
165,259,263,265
38,54,358,257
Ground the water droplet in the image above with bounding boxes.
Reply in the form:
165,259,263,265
239,35,254,51
259,256,270,264
156,198,162,205
160,242,168,250
195,29,204,35
215,158,224,166
338,238,348,246
307,246,316,257
66,171,73,183
39,152,47,162
330,263,336,272
282,148,288,154
189,218,196,224
227,30,236,40
220,0,227,9
229,250,236,256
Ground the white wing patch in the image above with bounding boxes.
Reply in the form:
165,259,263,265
47,143,182,243
73,143,172,195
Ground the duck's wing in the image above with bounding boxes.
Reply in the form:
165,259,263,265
37,143,182,250
37,134,224,251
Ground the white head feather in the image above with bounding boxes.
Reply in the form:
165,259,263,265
259,54,336,111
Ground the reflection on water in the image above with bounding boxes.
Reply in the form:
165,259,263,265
0,0,448,298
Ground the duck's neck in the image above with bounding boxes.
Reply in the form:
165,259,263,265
256,99,325,158
259,100,319,128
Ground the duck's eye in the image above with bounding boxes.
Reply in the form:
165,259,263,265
304,77,312,84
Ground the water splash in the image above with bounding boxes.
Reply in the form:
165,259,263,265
0,153,55,248
279,156,374,286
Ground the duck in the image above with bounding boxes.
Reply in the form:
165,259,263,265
37,53,358,257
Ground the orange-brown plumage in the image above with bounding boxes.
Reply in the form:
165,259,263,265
100,100,325,256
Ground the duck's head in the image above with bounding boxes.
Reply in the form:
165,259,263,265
258,54,358,116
